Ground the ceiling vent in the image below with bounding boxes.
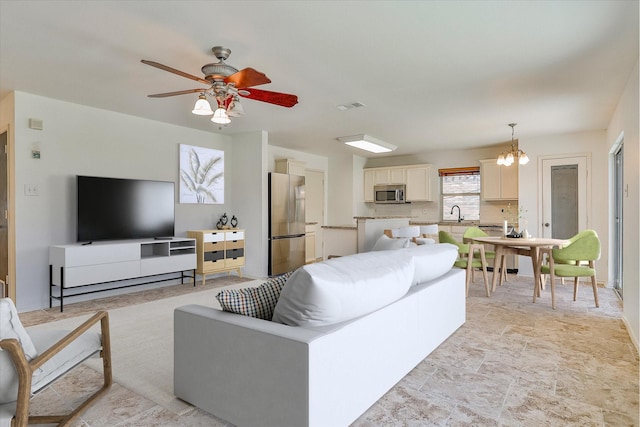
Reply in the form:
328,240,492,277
337,101,366,111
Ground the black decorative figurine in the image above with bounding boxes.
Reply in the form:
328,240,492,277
230,215,238,228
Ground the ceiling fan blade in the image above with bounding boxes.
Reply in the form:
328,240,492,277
240,88,298,107
141,60,210,85
225,68,271,89
147,88,206,98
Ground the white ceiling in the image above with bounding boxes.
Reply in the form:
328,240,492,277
1,1,637,158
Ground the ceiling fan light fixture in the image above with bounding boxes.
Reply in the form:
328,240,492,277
338,134,397,154
192,94,214,115
211,107,231,125
226,98,245,117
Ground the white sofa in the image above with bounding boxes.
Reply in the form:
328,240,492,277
174,245,465,427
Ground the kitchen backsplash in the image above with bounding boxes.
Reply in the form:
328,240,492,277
364,200,522,225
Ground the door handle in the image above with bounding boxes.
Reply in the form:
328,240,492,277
543,223,550,227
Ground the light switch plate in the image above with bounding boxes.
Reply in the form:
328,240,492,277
24,184,39,196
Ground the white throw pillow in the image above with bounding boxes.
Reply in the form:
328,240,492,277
272,251,415,327
404,243,459,285
0,298,38,404
371,234,410,251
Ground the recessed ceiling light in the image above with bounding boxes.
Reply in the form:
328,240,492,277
337,134,397,154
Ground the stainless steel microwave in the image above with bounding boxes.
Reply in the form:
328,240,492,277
374,184,406,204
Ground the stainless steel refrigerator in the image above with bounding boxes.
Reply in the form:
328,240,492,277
269,172,306,276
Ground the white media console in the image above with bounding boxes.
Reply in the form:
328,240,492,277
49,238,196,311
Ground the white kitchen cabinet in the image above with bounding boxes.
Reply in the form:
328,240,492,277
364,164,432,202
275,158,306,176
368,166,406,185
480,159,518,200
364,169,375,202
405,165,433,201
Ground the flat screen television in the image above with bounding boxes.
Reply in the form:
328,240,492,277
77,176,175,242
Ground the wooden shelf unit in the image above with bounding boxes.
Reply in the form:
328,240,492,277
188,229,245,285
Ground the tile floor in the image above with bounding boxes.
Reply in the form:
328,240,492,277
19,274,640,426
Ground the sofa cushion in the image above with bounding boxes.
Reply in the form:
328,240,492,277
371,234,410,251
403,243,459,285
216,272,293,320
272,251,415,327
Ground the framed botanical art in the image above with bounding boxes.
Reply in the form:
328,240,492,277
179,144,224,204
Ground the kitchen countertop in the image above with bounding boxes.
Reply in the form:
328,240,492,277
410,221,504,228
322,225,357,230
354,216,411,220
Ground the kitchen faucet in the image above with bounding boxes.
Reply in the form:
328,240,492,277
451,205,464,222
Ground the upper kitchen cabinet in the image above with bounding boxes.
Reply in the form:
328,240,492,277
371,166,406,185
364,166,406,203
364,169,375,202
364,164,433,202
405,165,434,202
480,159,518,200
275,158,306,176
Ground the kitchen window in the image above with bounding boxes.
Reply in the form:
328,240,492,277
439,167,480,221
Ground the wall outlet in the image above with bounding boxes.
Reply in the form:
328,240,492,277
24,184,39,196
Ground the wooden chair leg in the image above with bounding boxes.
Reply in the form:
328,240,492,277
591,275,599,308
550,271,557,310
573,277,579,301
465,258,472,297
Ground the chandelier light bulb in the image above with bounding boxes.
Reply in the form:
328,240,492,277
519,152,530,165
211,108,231,125
192,95,213,115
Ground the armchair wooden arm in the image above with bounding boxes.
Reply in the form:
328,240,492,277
0,311,112,427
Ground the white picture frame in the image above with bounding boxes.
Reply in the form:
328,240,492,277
179,144,224,204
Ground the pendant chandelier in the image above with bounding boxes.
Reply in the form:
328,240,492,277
497,123,529,166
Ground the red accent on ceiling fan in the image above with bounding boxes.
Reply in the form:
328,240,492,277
240,88,298,108
225,68,271,89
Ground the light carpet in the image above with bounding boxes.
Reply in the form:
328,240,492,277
27,279,263,415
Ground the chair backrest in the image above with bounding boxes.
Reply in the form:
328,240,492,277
463,226,488,240
0,298,38,404
390,226,421,238
568,229,597,244
438,230,466,252
553,232,601,263
419,224,438,237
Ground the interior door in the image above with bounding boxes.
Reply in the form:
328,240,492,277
613,143,624,296
541,155,588,239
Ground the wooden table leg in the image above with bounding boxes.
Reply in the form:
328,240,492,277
492,245,504,293
531,247,541,303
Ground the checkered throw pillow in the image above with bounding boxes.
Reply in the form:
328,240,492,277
216,271,293,320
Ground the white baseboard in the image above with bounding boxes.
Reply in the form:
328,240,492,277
622,315,639,352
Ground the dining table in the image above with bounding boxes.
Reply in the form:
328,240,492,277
470,236,570,302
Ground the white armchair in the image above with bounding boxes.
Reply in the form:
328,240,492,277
0,298,112,427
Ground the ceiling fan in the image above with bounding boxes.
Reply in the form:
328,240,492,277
142,46,298,125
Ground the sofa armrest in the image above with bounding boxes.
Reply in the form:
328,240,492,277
174,305,323,427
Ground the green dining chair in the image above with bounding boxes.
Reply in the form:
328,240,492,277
439,230,489,297
539,229,598,288
462,226,508,283
538,230,600,309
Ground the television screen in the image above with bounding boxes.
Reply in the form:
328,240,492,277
77,176,175,242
